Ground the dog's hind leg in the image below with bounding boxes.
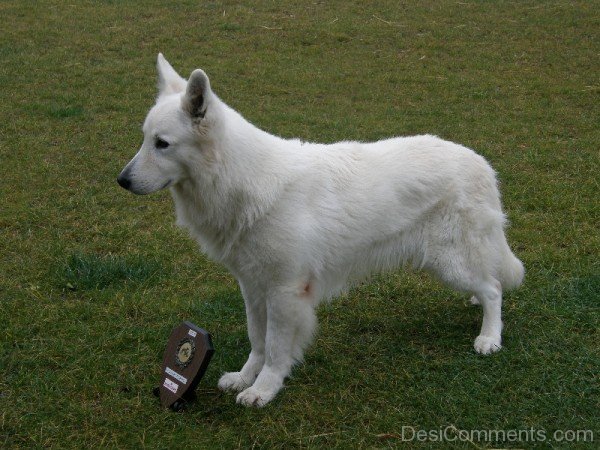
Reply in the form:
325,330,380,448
236,284,317,407
218,283,267,393
444,268,503,354
472,277,503,354
427,241,503,355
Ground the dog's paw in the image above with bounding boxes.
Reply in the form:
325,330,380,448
474,335,502,355
469,295,481,305
236,386,276,407
218,372,252,392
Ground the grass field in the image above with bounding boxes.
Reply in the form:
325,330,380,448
1,0,598,448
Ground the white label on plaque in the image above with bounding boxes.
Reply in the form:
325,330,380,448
165,367,188,385
188,329,197,338
163,377,179,394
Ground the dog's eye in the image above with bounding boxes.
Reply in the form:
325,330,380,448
155,138,170,149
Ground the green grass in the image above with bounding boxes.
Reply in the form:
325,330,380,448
56,253,164,291
1,0,598,448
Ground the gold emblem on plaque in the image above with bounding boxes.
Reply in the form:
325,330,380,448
175,338,195,368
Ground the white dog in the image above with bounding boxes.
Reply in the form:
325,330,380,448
118,54,524,407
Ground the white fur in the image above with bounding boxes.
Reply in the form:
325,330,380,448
119,54,524,407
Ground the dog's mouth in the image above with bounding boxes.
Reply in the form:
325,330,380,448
122,179,173,195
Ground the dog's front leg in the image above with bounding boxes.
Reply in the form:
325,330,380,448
218,283,266,392
236,286,317,407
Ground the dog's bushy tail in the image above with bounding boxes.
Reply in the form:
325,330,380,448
499,240,525,291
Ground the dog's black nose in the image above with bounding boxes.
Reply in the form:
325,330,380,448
117,174,131,190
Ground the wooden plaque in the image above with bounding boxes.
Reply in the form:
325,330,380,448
158,321,214,409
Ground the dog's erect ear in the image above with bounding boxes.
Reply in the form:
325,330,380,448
157,53,186,97
182,69,211,119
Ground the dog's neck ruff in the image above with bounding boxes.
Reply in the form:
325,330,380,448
170,101,300,265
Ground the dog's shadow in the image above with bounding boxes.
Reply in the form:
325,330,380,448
310,292,485,373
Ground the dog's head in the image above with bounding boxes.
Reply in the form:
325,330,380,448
117,54,216,195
